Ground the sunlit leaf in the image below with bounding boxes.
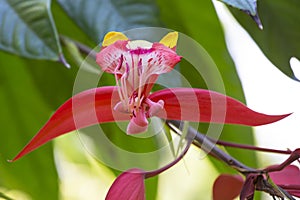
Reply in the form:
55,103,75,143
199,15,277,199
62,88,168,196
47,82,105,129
230,0,300,80
0,0,62,60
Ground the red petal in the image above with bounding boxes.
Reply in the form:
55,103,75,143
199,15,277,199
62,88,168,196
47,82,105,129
12,86,129,161
213,174,244,200
149,88,290,126
106,168,145,200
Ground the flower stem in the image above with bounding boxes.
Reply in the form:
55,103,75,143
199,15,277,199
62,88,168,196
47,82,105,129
145,128,195,178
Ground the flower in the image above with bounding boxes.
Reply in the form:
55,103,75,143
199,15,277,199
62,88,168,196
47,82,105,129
96,31,181,134
11,31,290,161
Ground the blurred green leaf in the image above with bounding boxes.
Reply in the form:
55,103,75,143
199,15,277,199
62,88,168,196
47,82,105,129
219,0,257,15
157,0,258,170
0,52,60,200
230,0,300,80
57,0,161,43
0,0,63,60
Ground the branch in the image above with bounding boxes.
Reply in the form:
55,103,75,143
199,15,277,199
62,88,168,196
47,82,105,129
167,120,256,173
207,136,292,155
60,35,97,59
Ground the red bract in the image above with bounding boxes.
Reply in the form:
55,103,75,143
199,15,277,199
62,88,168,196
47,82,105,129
106,168,145,200
270,165,300,197
213,174,244,200
215,165,300,199
11,31,290,161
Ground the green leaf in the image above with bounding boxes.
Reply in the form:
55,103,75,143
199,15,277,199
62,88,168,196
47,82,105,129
0,52,60,200
57,0,161,43
0,0,62,60
219,0,257,15
230,0,300,80
157,0,258,169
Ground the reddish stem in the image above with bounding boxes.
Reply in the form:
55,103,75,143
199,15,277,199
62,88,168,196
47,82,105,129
264,149,300,172
144,130,194,178
211,138,292,155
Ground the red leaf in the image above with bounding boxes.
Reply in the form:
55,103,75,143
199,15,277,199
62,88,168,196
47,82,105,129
11,86,129,161
213,174,244,200
106,168,145,200
149,88,290,126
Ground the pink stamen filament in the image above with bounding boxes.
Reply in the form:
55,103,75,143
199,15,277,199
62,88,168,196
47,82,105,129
113,50,165,134
114,55,149,115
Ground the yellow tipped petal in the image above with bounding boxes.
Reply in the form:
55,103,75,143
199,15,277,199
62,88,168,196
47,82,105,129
102,31,128,47
159,32,178,49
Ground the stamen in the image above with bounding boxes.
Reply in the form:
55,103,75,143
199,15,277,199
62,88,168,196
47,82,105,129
138,58,143,76
114,67,126,110
132,110,136,118
121,74,129,107
117,54,123,70
125,63,130,78
138,73,143,106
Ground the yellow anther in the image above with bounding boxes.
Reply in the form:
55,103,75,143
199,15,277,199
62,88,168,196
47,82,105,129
159,32,178,49
102,31,128,47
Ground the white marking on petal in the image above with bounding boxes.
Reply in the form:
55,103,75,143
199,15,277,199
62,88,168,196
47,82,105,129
126,40,153,50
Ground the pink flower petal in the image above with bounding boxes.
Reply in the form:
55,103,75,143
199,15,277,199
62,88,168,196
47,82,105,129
96,40,181,76
106,168,145,200
127,108,148,134
12,86,129,161
149,88,290,126
96,40,129,73
213,174,244,200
